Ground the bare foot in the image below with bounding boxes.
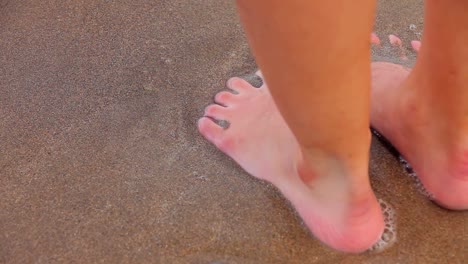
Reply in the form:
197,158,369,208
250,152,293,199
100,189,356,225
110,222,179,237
198,73,384,252
371,62,468,210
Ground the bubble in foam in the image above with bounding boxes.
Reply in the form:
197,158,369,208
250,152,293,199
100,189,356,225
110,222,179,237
398,156,435,200
368,199,397,253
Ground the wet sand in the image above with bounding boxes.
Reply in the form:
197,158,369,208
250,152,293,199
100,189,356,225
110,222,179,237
0,0,466,263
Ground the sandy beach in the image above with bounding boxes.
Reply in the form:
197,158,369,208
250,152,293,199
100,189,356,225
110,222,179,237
0,0,466,263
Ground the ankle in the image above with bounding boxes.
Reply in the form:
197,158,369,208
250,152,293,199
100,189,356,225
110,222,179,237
297,147,371,194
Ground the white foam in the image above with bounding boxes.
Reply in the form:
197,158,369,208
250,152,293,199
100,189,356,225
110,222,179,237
368,199,397,253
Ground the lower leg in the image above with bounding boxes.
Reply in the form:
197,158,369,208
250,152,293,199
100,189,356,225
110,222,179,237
200,0,385,252
236,0,374,163
412,0,468,125
371,0,468,209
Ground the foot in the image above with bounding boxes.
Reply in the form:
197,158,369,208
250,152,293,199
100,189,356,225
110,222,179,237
371,62,468,210
198,73,384,252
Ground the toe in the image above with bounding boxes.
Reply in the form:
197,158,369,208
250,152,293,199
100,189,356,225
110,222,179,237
198,117,226,146
214,91,237,106
204,104,231,120
227,77,254,94
389,34,402,46
371,32,381,45
389,34,408,60
411,40,421,53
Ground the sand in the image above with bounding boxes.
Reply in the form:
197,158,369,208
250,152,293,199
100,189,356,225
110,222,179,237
0,0,466,263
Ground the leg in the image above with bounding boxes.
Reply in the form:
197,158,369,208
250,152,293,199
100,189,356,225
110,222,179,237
199,0,384,252
371,0,468,209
